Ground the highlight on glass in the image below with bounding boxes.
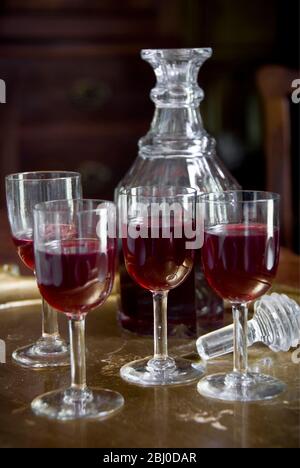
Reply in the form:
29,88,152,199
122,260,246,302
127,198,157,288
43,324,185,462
5,171,82,368
31,199,124,420
197,191,285,401
119,186,205,386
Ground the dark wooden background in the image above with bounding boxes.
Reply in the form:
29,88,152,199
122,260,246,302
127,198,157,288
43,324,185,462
0,0,299,248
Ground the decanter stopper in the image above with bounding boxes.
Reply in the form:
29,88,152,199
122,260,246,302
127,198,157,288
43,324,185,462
197,293,300,360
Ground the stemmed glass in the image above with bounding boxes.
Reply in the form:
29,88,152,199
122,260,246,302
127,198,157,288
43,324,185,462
5,171,82,368
31,199,124,420
119,186,205,386
197,191,285,401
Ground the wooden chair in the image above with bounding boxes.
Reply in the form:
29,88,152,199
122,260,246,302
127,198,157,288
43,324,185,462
257,65,299,250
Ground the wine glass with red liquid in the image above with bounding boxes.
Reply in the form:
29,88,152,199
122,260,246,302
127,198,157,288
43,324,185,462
197,191,286,401
31,199,124,420
5,172,82,368
119,186,205,386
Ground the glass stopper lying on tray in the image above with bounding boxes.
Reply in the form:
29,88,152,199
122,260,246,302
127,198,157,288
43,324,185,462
197,293,300,360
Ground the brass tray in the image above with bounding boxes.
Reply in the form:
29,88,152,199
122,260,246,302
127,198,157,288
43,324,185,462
0,297,299,448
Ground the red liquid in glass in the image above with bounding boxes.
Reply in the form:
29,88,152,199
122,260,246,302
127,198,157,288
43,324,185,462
12,232,35,271
202,223,280,303
118,248,224,337
122,220,194,292
36,239,115,315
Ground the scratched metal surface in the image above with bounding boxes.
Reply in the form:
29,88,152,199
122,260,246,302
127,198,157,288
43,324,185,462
0,297,299,448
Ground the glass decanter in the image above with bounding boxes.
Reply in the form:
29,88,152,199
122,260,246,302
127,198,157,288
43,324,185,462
115,48,239,337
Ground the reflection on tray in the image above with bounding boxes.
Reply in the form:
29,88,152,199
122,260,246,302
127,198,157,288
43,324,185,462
0,264,40,306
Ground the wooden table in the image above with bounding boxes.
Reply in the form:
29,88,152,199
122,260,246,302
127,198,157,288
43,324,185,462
0,298,299,448
0,210,299,448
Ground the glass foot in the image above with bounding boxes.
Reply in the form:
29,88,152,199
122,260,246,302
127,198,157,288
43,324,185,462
197,372,286,402
120,356,205,387
12,337,70,369
31,387,124,420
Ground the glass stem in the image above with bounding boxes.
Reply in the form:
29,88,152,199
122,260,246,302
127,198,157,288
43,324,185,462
232,303,248,375
69,316,87,392
153,291,169,360
42,299,59,340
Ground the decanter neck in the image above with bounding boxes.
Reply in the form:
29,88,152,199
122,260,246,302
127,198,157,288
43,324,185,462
139,49,214,154
150,106,205,139
141,48,212,108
